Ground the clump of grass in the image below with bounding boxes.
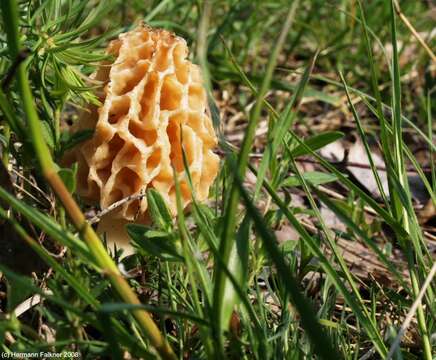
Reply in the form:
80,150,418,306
0,0,434,359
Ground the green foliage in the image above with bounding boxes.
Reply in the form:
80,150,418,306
0,0,434,359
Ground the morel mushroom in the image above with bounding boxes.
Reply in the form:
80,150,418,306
70,25,220,224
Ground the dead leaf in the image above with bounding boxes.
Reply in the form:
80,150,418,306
346,140,390,199
275,225,299,243
408,175,430,204
418,200,435,225
320,205,347,233
320,139,430,205
0,159,14,225
319,139,346,162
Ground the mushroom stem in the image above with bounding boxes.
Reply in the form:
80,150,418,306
0,2,176,359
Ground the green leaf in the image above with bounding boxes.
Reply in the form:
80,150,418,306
254,52,318,198
213,3,301,343
339,71,390,208
40,120,55,150
60,129,94,153
126,224,184,262
220,215,251,330
234,167,340,359
0,206,99,308
0,186,92,261
314,189,408,290
58,163,78,193
0,263,94,318
146,189,173,231
253,166,388,357
290,131,344,158
279,240,299,254
282,171,339,187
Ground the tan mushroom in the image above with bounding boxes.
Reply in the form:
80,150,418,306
68,24,220,253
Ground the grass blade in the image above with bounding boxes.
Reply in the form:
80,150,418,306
213,0,300,336
234,164,341,359
339,70,389,208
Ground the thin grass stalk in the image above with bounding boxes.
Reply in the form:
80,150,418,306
307,74,435,152
0,206,154,357
390,1,406,222
427,92,435,193
254,51,318,199
392,0,436,62
144,0,172,22
0,1,176,358
386,261,436,359
0,88,23,137
362,95,436,217
403,146,436,207
213,0,300,335
173,145,215,356
221,47,408,238
250,163,388,357
357,0,394,210
172,168,215,358
196,0,212,91
0,207,99,307
164,262,185,355
287,157,387,355
190,200,268,353
313,189,408,290
233,165,340,359
390,2,432,358
339,70,389,207
1,123,10,168
180,141,267,356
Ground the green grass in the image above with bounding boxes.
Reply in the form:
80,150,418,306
0,0,435,359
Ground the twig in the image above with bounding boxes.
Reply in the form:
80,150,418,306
14,291,53,318
359,347,376,360
243,152,432,174
316,184,378,216
386,261,436,359
12,182,47,207
11,167,54,205
4,331,15,344
392,0,436,63
88,192,147,225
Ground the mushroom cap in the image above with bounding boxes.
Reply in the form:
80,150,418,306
71,24,220,221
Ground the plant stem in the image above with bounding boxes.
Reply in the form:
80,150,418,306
196,0,212,91
213,0,300,335
2,123,10,168
390,2,432,358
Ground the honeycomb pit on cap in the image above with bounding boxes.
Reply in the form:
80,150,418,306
70,24,220,221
